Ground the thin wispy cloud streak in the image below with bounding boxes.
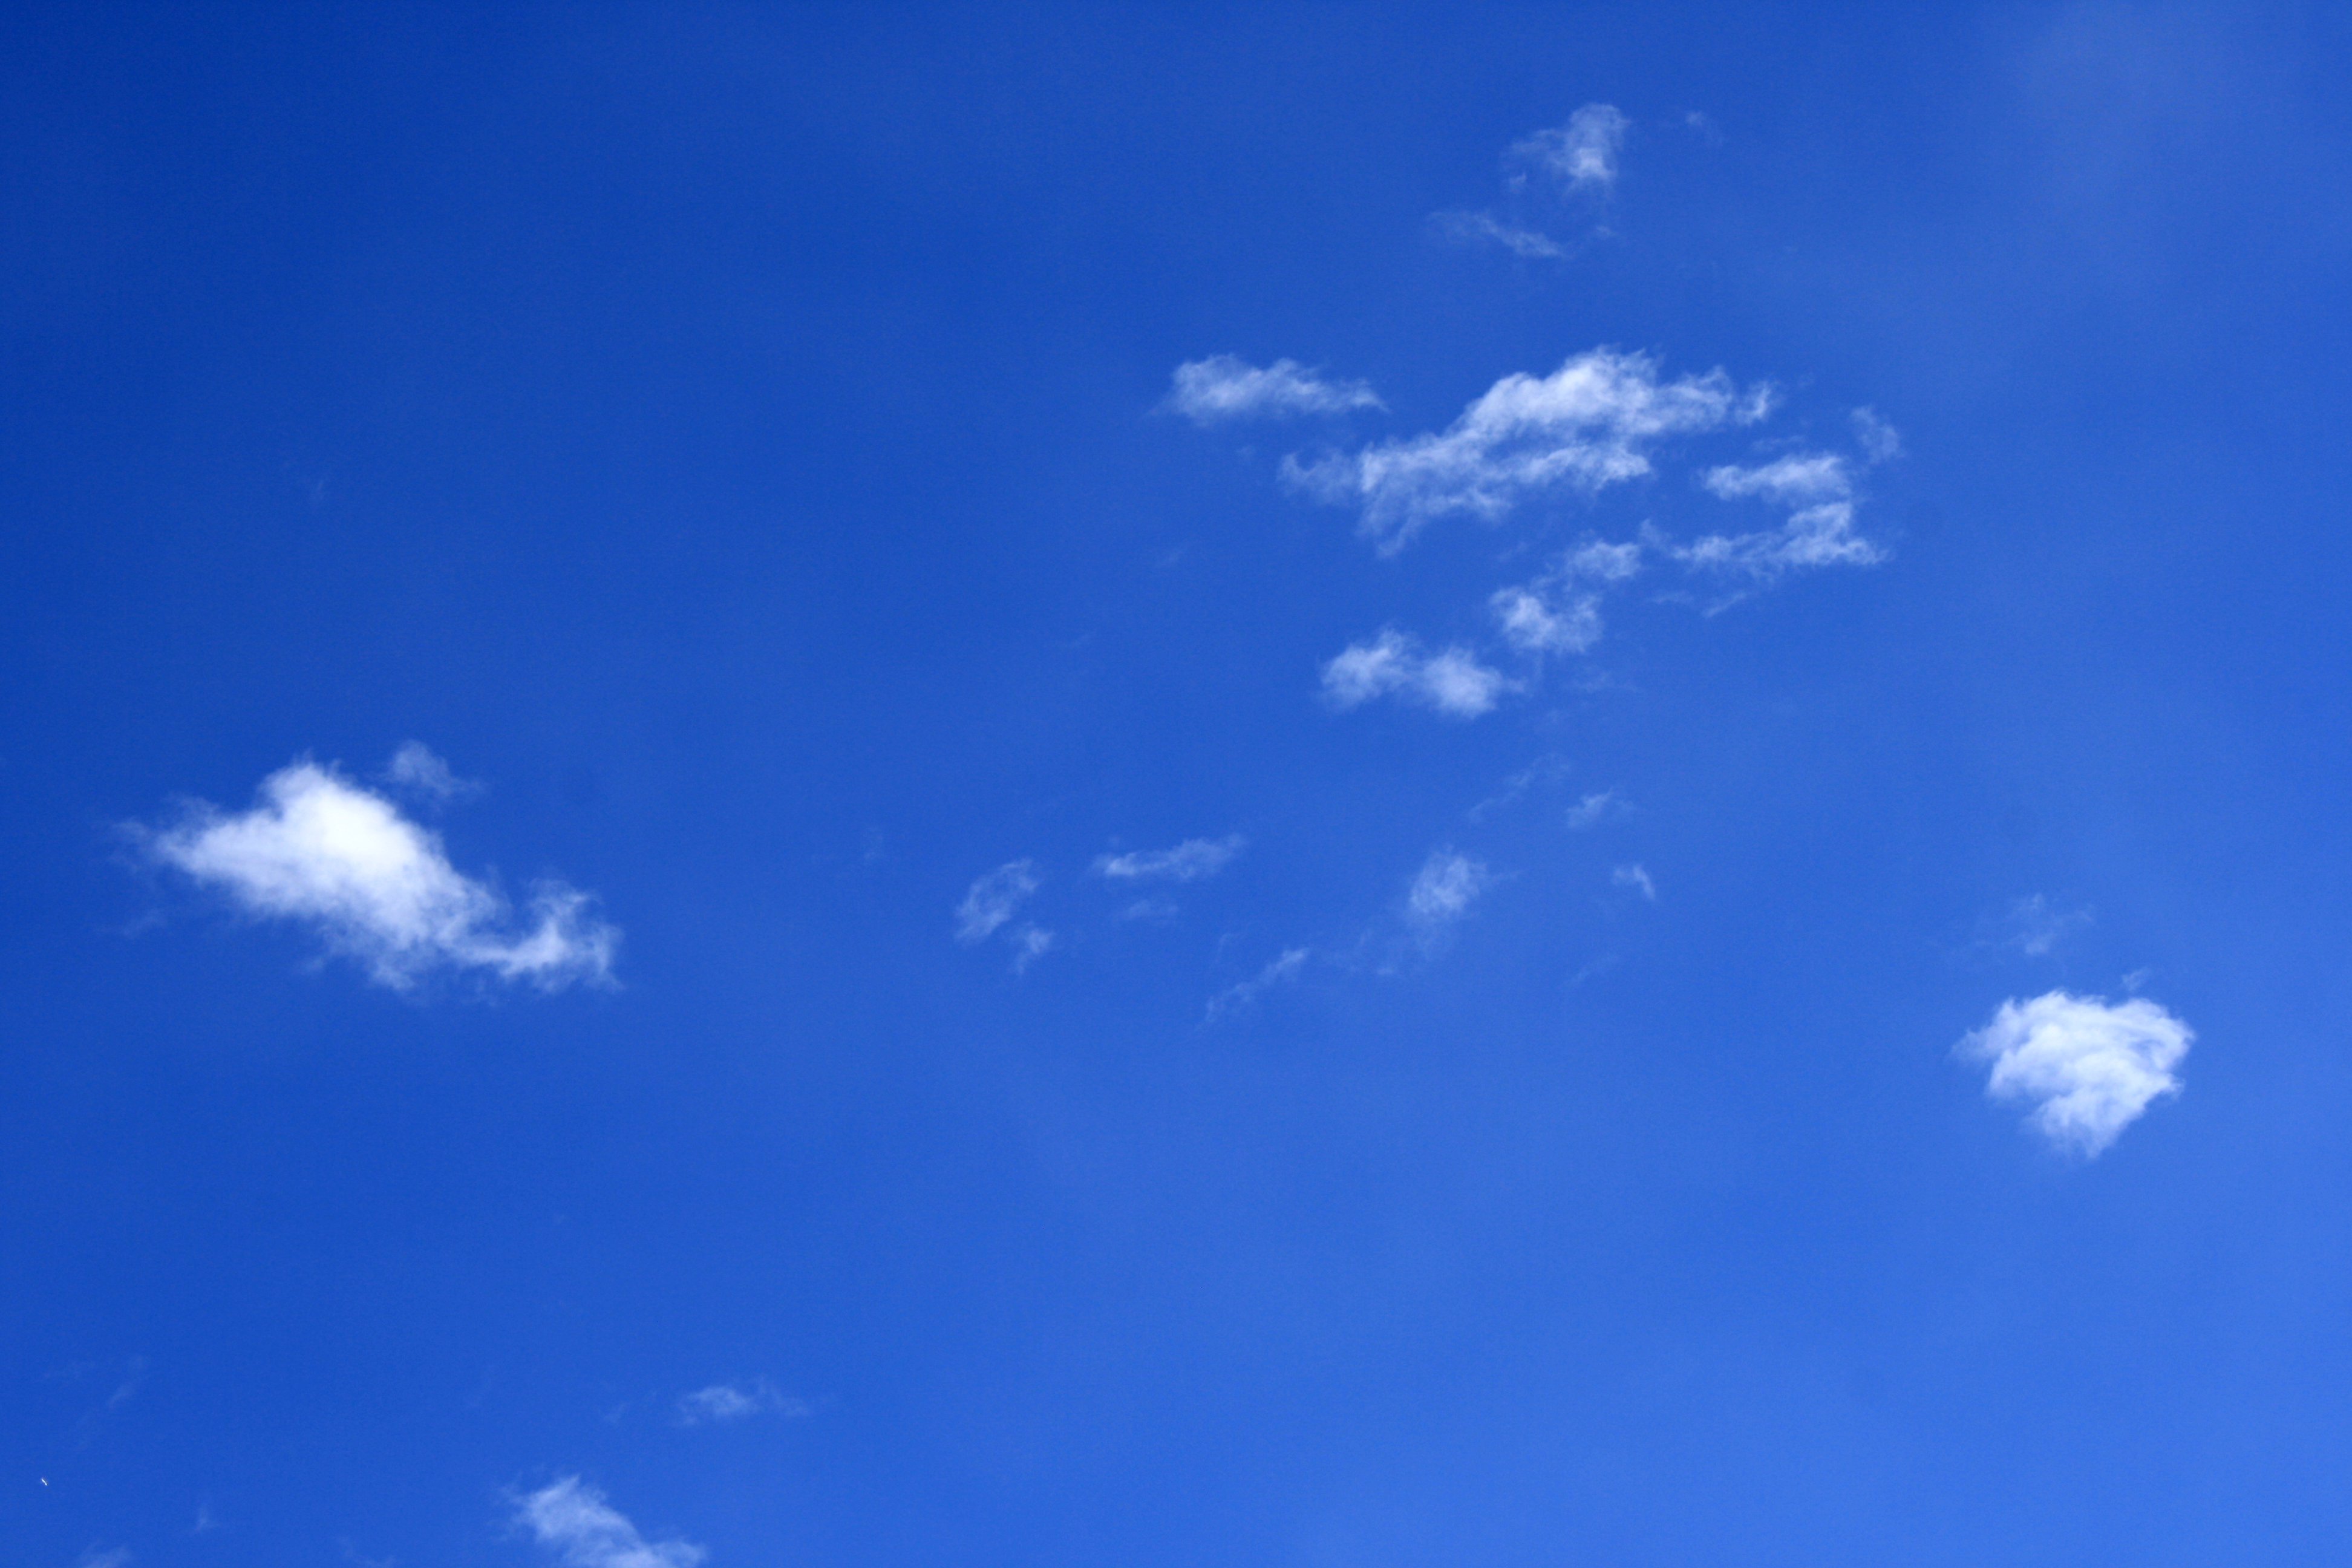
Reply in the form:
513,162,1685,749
139,759,616,991
1958,991,2191,1155
1165,356,1383,425
955,860,1054,971
1206,947,1309,1021
1094,835,1244,882
675,1379,809,1426
1431,210,1571,259
513,1477,704,1568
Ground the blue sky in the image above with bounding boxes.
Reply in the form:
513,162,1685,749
6,4,2352,1563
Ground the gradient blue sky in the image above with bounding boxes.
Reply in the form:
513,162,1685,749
8,5,2352,1564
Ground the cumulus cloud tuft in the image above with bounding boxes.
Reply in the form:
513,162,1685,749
1957,990,2191,1155
1322,630,1508,717
140,760,616,991
514,1477,704,1568
1511,104,1632,194
955,861,1039,944
1094,836,1244,883
675,1380,809,1426
1408,850,1491,930
1165,356,1383,425
1284,348,1763,554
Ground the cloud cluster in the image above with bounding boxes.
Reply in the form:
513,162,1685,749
1165,355,1383,425
1094,835,1244,882
1322,630,1509,718
512,1477,704,1568
955,861,1053,971
1957,990,2192,1155
1284,348,1766,555
141,759,616,991
1679,452,1883,578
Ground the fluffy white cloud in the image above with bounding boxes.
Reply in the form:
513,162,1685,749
955,861,1039,944
1957,991,2192,1155
142,761,616,991
1094,835,1244,882
1431,210,1571,259
1408,849,1491,929
1165,355,1383,425
1511,104,1631,194
675,1379,809,1426
1284,348,1766,554
514,1477,704,1568
1683,450,1883,578
1702,452,1853,505
1322,630,1508,717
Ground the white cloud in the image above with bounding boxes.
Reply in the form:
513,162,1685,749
1702,452,1852,505
1683,450,1884,578
1165,355,1383,425
1612,863,1658,901
140,762,616,991
1851,406,1903,462
1322,630,1508,717
385,740,478,802
1491,585,1603,655
1094,835,1245,882
78,1550,133,1568
2002,893,2093,957
513,1477,704,1568
1511,104,1632,194
1007,924,1054,973
1408,850,1491,929
1284,348,1765,554
1431,210,1571,259
1566,791,1624,829
674,1380,809,1426
1206,947,1310,1021
955,861,1039,944
1957,991,2192,1155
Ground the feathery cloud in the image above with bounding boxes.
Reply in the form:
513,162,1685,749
1408,850,1491,930
1165,355,1383,425
1431,210,1572,259
1957,991,2191,1155
674,1380,809,1426
1682,449,1883,578
1565,791,1624,829
385,740,479,802
513,1477,704,1568
139,761,616,991
1322,630,1508,717
1612,863,1658,901
1284,348,1765,554
955,861,1039,944
1510,104,1632,194
1206,947,1310,1022
1094,835,1244,882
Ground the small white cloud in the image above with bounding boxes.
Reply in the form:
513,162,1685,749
1851,407,1903,462
79,1550,134,1568
1612,863,1658,901
955,861,1039,944
1957,990,2192,1156
139,762,616,991
1165,355,1383,425
385,741,479,802
1491,585,1603,655
1702,452,1852,505
1094,835,1244,883
1510,103,1632,194
1566,791,1624,829
1430,211,1572,259
1675,501,1883,579
1206,947,1310,1021
1321,630,1508,718
674,1380,810,1426
1007,924,1054,973
512,1477,704,1568
1408,850,1491,929
1284,348,1762,554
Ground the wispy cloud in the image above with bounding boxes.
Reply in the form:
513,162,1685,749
1165,355,1383,425
1565,791,1624,829
1509,104,1632,195
1094,835,1244,883
78,1550,133,1568
512,1477,705,1568
1322,630,1508,717
385,740,479,802
674,1379,809,1426
2001,893,2093,957
1851,407,1903,462
1408,849,1492,932
1612,863,1658,901
1681,450,1883,579
137,762,615,991
955,861,1039,943
1430,210,1572,259
1206,947,1310,1022
1284,348,1766,554
1957,991,2191,1155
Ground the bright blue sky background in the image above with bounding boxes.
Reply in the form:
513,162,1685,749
7,4,2352,1564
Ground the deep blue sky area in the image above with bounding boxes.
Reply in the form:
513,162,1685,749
7,5,2352,1564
